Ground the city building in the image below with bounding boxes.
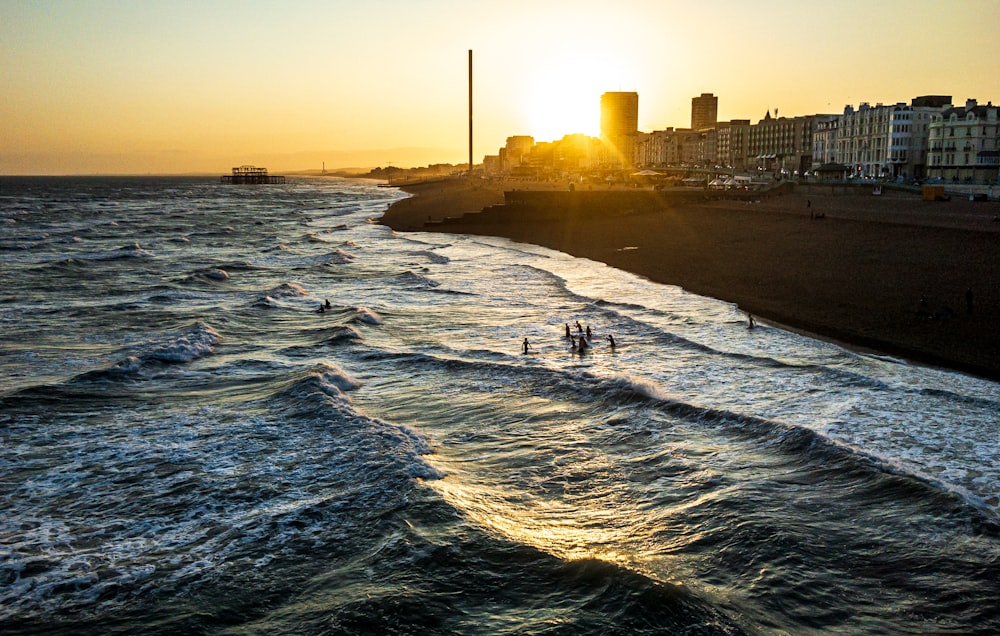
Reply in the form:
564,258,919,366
482,154,502,176
600,91,639,168
811,116,840,170
716,120,751,171
749,111,819,177
502,135,535,172
926,99,1000,183
837,96,950,180
635,128,701,168
482,88,996,188
691,93,718,131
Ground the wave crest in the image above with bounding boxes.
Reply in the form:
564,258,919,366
352,307,383,325
146,322,223,363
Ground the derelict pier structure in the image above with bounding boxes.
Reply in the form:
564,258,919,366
221,165,286,184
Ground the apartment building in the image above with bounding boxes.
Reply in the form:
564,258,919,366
748,111,818,176
926,99,1000,183
691,93,718,131
502,135,535,171
716,120,752,171
600,91,639,168
811,117,839,169
837,96,950,180
635,128,702,168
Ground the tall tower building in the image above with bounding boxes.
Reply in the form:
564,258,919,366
691,93,718,130
600,91,639,168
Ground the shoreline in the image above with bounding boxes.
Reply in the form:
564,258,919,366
380,178,1000,381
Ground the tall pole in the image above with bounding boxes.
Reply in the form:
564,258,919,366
468,49,473,178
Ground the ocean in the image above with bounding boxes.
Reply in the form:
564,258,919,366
1,176,998,635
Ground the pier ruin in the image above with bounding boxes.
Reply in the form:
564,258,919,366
221,165,286,184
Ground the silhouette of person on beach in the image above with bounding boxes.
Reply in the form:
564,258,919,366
523,338,531,354
917,295,929,316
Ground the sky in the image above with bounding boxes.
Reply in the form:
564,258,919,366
2,0,999,175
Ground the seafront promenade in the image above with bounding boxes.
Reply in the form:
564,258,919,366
381,178,1000,380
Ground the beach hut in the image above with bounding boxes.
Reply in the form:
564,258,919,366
814,163,849,182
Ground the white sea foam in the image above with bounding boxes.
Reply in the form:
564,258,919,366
266,282,309,298
325,249,355,264
314,361,362,392
352,307,383,325
146,323,222,363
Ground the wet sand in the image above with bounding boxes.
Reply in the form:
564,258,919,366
381,179,1000,380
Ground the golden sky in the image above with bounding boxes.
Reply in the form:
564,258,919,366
3,0,998,175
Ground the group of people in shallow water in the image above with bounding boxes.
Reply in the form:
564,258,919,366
521,320,616,355
316,299,332,313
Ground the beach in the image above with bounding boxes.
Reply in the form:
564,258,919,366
381,179,1000,380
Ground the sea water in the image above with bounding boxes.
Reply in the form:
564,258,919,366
1,176,998,635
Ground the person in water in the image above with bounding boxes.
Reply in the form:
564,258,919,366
576,336,589,352
565,323,571,338
523,338,532,354
585,325,592,340
607,334,616,348
575,321,583,334
317,303,326,313
325,299,331,309
747,312,756,330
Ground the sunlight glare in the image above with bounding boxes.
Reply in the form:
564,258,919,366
521,55,622,142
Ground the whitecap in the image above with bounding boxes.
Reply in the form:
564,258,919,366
266,283,309,299
325,249,355,265
409,249,450,265
315,361,362,392
324,325,362,344
352,307,383,325
145,323,223,363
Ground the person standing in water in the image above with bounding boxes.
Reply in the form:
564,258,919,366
607,334,616,348
565,323,571,338
523,338,532,354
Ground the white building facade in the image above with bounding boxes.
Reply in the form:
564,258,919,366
837,96,950,180
926,99,1000,184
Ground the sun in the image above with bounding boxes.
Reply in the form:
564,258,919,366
521,57,617,142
